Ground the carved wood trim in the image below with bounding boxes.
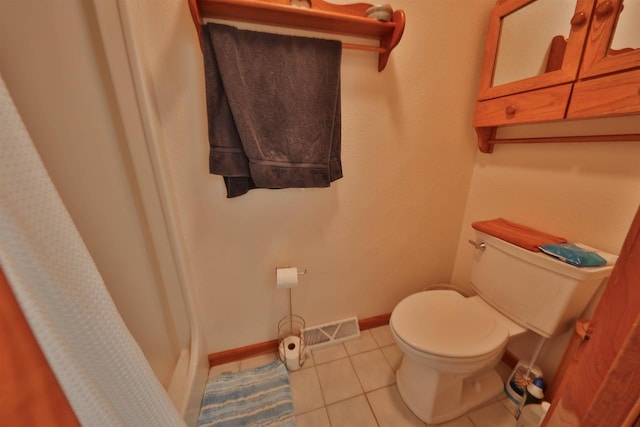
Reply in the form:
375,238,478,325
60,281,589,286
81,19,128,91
358,313,391,330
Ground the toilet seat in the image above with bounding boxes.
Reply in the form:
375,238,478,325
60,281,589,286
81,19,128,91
390,290,509,358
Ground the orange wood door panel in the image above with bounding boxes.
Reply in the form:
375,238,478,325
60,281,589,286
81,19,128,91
543,206,640,426
0,268,80,427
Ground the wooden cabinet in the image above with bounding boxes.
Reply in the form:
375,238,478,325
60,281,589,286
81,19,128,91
568,68,640,118
474,84,572,127
473,0,640,153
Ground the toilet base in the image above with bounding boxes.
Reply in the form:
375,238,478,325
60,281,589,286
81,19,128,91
396,359,504,424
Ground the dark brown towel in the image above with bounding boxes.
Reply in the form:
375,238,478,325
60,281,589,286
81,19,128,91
472,218,568,252
202,23,342,198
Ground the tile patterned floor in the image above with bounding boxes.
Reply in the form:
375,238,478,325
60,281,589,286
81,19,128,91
208,325,521,427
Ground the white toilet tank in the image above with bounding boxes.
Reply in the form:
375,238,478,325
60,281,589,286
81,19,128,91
470,231,616,337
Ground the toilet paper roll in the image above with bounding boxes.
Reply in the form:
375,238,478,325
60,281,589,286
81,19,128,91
276,267,298,289
279,336,303,371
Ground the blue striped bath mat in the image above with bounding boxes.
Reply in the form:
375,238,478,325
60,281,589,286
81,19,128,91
197,361,295,427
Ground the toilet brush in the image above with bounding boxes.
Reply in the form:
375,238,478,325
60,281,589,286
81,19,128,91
515,377,545,418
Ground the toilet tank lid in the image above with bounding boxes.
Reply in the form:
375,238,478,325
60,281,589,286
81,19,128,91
390,290,509,358
477,232,618,280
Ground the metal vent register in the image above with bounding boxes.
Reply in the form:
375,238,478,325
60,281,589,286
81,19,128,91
302,317,360,349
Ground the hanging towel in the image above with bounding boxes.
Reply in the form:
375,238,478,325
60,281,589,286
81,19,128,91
472,218,568,252
202,23,343,198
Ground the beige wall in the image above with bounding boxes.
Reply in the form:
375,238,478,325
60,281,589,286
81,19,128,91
451,125,640,377
0,0,185,387
131,0,495,352
127,0,640,369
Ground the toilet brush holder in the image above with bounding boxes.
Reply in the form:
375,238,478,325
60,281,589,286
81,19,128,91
278,314,306,371
505,360,543,405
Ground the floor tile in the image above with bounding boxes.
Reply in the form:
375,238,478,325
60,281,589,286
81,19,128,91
312,343,348,365
289,366,325,414
239,352,277,371
370,325,396,347
207,361,240,379
344,330,378,355
231,326,519,427
351,349,396,392
467,399,516,427
430,415,475,427
315,358,363,404
326,395,378,427
296,407,331,427
367,385,425,427
496,361,512,382
498,395,519,416
381,344,403,372
301,349,315,368
515,403,547,426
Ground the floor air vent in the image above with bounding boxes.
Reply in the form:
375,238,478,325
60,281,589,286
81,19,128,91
302,317,360,350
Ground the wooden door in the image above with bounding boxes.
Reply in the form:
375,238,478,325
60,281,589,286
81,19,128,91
543,205,640,426
0,268,80,426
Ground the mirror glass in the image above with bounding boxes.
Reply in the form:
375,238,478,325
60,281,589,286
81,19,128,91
492,0,576,87
610,0,639,52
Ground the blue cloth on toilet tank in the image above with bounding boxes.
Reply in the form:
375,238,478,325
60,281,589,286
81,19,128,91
538,243,607,267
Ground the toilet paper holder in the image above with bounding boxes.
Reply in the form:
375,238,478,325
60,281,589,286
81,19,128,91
278,314,306,371
275,266,307,370
276,267,307,289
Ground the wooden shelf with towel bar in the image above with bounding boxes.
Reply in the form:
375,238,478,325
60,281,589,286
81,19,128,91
187,0,406,71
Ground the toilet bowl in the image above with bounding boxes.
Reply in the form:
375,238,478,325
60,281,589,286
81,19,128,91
390,289,523,424
389,231,615,424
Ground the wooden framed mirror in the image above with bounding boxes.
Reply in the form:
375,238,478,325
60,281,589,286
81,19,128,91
579,0,640,78
477,0,595,101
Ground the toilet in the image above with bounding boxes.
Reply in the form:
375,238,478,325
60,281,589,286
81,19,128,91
390,231,615,424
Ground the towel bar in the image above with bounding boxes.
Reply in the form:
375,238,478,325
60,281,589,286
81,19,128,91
188,0,406,71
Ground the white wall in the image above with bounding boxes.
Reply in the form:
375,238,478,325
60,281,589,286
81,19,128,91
120,0,640,370
451,123,640,378
0,0,188,388
130,0,496,353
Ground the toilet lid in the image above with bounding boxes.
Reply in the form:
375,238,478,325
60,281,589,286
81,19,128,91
390,290,509,358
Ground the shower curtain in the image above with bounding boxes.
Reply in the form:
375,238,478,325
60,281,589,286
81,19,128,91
0,75,186,426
